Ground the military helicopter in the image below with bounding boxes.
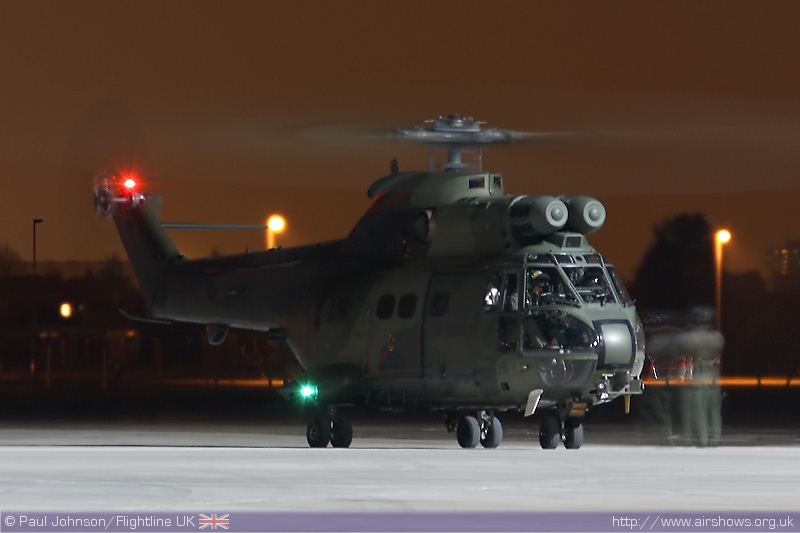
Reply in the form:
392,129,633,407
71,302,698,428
94,115,646,449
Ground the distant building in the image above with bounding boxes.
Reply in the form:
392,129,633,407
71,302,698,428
767,240,800,290
0,264,298,391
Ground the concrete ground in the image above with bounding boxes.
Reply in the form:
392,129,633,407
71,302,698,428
1,412,799,513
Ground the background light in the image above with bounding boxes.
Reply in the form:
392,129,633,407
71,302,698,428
268,215,286,232
715,228,732,332
266,214,287,249
59,302,72,318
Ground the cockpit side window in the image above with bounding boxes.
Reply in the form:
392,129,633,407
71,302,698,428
606,265,634,305
524,266,579,309
563,265,616,305
502,272,519,312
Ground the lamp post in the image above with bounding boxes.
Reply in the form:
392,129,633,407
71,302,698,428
266,215,286,249
31,218,43,380
32,218,43,274
714,229,731,332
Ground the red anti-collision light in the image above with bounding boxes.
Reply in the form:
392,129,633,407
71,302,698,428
123,178,136,189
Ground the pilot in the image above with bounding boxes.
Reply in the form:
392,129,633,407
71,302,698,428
526,270,551,307
578,272,607,302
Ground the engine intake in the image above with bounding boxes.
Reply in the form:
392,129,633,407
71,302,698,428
509,196,568,241
562,196,606,235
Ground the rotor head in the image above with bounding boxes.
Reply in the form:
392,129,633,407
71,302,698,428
391,115,568,171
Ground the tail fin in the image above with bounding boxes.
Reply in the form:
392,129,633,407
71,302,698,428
95,175,181,309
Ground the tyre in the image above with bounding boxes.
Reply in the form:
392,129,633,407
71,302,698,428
480,417,503,448
564,418,584,449
456,416,480,448
306,415,331,448
539,415,561,449
330,415,353,448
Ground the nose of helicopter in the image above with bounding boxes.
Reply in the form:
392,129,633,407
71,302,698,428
594,320,636,369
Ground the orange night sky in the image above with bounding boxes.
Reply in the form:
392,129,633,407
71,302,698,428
2,1,800,283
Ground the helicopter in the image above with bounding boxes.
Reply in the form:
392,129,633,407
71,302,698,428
94,115,646,449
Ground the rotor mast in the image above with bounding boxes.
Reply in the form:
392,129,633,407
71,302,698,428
394,115,516,172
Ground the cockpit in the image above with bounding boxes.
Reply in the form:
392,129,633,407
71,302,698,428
524,253,632,308
489,252,634,357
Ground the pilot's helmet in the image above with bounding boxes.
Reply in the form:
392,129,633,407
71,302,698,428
530,270,551,285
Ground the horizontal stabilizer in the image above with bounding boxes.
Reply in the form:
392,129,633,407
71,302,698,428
119,308,174,325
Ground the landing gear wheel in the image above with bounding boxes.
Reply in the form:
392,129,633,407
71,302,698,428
564,418,584,449
330,415,353,448
480,417,503,448
306,415,331,448
456,416,480,448
539,415,561,449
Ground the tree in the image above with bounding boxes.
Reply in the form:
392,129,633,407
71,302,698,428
0,243,23,277
631,213,715,312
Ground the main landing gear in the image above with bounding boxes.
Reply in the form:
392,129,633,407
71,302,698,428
306,407,354,448
446,411,504,449
538,413,584,449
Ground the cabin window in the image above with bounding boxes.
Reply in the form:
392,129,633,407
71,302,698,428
468,176,486,189
526,254,555,264
493,175,503,191
398,293,417,319
429,292,449,317
484,274,503,311
376,294,395,319
503,273,519,312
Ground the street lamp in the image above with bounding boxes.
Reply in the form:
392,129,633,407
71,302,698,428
32,218,43,274
31,218,43,380
266,215,286,249
715,229,731,332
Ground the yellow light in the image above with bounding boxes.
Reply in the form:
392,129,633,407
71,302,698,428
59,302,72,318
716,229,731,244
267,215,286,233
266,214,287,249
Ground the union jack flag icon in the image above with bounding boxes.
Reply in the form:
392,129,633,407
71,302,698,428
198,513,230,530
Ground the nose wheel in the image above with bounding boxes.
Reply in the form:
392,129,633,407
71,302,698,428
539,414,561,449
563,418,585,449
450,411,504,449
539,414,584,449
